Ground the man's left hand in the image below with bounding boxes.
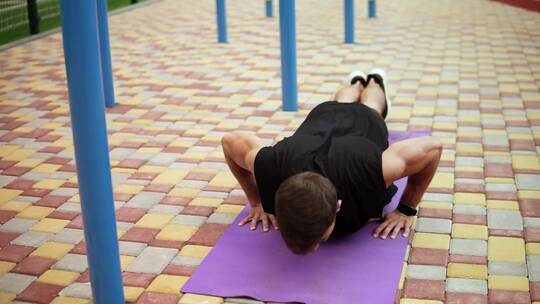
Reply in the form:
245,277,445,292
373,210,414,240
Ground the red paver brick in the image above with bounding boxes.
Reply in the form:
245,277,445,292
0,210,17,224
148,239,183,249
454,184,484,193
486,191,518,201
44,157,70,165
452,214,487,225
519,199,540,217
223,195,247,205
160,196,191,206
0,160,16,169
144,184,173,193
114,192,133,202
418,208,453,219
488,290,531,304
184,172,215,181
36,195,69,208
181,206,214,217
120,227,160,243
70,242,87,255
135,292,180,304
130,172,158,180
0,231,18,247
525,227,540,242
5,179,36,190
47,210,79,220
116,208,147,222
489,229,523,237
455,172,483,179
12,256,56,276
0,244,35,263
162,264,196,276
22,188,51,197
76,270,90,283
188,223,227,246
67,214,84,229
15,282,63,304
2,166,32,176
449,254,487,265
123,272,156,288
484,163,513,178
446,292,488,304
531,282,540,301
402,278,445,301
408,248,449,266
117,159,147,169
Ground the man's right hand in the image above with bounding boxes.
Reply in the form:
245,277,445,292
238,205,278,232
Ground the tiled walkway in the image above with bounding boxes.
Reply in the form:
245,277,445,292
1,0,539,303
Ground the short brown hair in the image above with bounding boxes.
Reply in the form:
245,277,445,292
275,172,337,255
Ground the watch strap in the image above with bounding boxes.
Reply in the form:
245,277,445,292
397,203,418,216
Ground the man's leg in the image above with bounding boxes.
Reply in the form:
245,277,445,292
334,81,364,103
359,78,386,116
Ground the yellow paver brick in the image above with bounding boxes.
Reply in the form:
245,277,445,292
135,214,174,229
1,201,31,212
447,263,487,279
155,224,198,241
16,206,54,219
208,171,237,188
0,145,20,157
488,236,525,263
37,269,80,286
147,274,189,294
0,293,16,304
399,262,407,289
153,169,188,184
519,190,540,200
454,192,486,205
488,275,529,292
418,202,453,210
512,155,540,171
428,172,453,189
124,286,145,302
32,218,70,233
31,242,74,260
115,184,144,194
179,293,224,304
168,188,200,197
138,165,166,173
0,261,15,277
0,189,22,204
3,148,36,161
486,200,520,210
120,255,135,271
189,197,223,207
412,233,450,250
32,163,61,173
16,158,45,167
50,297,91,304
452,224,488,240
526,242,540,255
32,179,66,190
179,245,213,258
215,204,244,213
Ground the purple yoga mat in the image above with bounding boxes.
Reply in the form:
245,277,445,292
182,131,429,304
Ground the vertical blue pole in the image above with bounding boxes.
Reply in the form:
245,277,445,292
96,0,116,108
368,0,376,18
59,1,124,303
344,0,354,44
278,0,298,112
266,0,273,18
216,0,227,43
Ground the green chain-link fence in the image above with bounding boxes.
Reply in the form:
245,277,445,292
0,0,142,46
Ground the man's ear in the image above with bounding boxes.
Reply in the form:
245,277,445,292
336,200,342,213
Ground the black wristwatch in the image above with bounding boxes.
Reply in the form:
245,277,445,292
397,203,418,216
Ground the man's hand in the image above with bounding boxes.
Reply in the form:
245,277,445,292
373,210,414,240
238,205,278,232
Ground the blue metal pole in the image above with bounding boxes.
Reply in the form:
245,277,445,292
59,1,124,303
216,0,227,43
278,0,298,112
96,0,116,108
266,0,273,18
344,0,354,44
368,0,376,18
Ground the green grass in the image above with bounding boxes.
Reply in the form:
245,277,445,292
0,0,141,46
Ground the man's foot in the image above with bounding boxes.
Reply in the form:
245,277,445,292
367,69,391,119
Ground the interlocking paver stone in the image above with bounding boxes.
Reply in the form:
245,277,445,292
11,231,51,247
515,174,540,190
206,213,238,225
453,205,487,215
50,228,85,245
171,256,203,267
59,282,92,299
0,273,35,294
488,261,528,276
53,254,88,273
450,239,487,256
487,210,523,231
170,215,207,227
125,192,165,209
524,217,540,228
126,246,178,274
446,278,488,295
406,265,447,280
118,241,147,256
528,255,540,282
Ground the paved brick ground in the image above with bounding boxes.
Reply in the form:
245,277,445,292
1,0,539,303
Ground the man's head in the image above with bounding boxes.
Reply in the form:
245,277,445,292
275,172,340,255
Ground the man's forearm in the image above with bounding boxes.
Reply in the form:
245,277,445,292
224,153,261,207
399,146,441,209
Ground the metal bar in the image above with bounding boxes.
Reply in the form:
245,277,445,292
266,0,273,18
27,0,39,34
278,0,298,111
216,0,227,43
344,0,354,44
368,0,376,18
59,1,124,303
96,0,116,108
